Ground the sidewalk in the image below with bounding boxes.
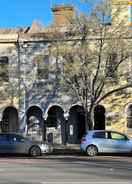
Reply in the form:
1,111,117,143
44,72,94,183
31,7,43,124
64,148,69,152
52,144,81,154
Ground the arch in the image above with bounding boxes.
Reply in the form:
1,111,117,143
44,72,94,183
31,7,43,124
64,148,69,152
125,103,132,128
46,105,66,144
26,106,45,141
94,105,106,130
46,105,64,127
67,105,86,144
44,104,65,119
2,106,19,132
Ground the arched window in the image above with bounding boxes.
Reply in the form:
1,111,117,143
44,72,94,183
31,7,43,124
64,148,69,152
94,105,106,130
2,106,19,133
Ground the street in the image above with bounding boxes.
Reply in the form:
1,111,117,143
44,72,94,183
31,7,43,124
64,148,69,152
0,154,131,184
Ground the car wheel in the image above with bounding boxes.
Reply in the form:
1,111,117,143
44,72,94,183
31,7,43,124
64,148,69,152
86,145,98,156
29,146,41,157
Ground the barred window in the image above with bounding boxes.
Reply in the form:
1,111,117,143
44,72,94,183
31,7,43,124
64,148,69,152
0,56,9,82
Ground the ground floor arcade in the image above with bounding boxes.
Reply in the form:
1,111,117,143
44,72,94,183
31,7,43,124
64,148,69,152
0,103,132,144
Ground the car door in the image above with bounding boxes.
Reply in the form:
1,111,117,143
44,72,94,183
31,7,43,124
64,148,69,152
9,135,29,154
0,134,11,153
108,131,131,153
92,131,109,152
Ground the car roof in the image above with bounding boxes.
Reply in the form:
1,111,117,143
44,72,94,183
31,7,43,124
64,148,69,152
86,130,128,136
0,133,22,136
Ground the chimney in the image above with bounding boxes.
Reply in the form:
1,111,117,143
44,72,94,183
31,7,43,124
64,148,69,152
52,5,74,27
28,21,42,33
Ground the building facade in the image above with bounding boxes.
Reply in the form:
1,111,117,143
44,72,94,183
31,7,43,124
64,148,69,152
0,1,131,145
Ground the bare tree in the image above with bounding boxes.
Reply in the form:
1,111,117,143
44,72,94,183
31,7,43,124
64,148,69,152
56,0,132,130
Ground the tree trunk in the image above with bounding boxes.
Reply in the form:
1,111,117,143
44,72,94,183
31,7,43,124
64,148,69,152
84,110,93,132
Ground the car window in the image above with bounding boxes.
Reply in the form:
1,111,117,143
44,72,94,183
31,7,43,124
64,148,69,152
15,135,26,142
0,134,8,141
93,132,107,139
7,135,25,142
110,132,127,140
6,135,16,142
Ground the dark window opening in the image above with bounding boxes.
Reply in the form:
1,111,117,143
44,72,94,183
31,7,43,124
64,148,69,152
106,53,118,81
1,106,19,133
34,55,49,80
0,56,9,82
126,104,132,128
46,106,64,128
94,105,106,130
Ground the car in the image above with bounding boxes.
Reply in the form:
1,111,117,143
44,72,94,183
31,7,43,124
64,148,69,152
0,133,53,157
80,130,132,156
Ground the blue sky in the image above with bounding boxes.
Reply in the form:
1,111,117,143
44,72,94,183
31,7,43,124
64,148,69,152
0,0,92,28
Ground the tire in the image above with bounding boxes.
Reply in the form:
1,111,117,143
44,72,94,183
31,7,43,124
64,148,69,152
86,145,98,156
29,146,41,157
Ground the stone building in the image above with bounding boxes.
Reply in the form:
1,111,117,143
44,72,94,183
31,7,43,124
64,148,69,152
0,1,131,145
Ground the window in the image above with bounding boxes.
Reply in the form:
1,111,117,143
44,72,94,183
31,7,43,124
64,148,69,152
93,131,107,139
106,53,118,81
126,104,132,128
34,55,49,80
110,132,127,141
0,134,8,141
0,56,9,82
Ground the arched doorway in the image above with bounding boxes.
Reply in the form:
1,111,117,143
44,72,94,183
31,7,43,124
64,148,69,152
46,105,66,144
2,106,19,132
67,105,85,144
94,105,106,130
26,106,45,141
126,104,132,128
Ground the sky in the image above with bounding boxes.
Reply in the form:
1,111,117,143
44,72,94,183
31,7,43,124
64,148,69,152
0,0,92,28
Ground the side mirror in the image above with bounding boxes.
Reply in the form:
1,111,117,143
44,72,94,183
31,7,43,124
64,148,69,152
125,137,129,141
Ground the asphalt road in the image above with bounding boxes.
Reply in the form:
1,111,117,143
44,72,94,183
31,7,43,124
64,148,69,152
0,154,131,184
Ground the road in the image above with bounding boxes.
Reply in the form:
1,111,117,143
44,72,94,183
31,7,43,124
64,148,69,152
0,154,131,184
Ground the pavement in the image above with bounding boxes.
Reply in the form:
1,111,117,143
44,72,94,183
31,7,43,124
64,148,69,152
0,145,131,184
52,144,81,154
0,154,132,184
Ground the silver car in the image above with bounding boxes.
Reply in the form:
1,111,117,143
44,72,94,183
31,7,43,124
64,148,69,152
0,133,52,157
80,130,132,156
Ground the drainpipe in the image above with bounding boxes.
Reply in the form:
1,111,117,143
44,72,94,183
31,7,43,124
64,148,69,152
16,33,21,112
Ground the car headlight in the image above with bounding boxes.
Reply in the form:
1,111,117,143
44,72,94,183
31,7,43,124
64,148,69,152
41,144,49,151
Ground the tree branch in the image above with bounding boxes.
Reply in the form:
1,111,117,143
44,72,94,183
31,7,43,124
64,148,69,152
96,84,132,104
